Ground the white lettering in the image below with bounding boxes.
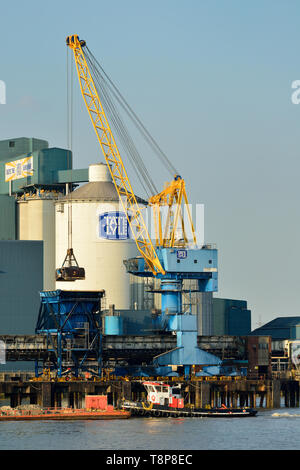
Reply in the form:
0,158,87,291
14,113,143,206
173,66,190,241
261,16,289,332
106,455,141,467
291,80,300,104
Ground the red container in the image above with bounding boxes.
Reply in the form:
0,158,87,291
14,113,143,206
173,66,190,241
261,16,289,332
85,395,108,410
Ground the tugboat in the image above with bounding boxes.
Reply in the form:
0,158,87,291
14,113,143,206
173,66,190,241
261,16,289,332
122,381,257,418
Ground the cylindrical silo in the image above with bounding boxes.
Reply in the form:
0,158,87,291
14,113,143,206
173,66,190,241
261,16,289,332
55,163,142,310
18,192,58,291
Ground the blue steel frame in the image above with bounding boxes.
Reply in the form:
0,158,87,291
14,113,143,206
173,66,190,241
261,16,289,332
125,246,221,377
35,290,104,378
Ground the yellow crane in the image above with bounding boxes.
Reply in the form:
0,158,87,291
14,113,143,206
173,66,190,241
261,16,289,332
65,36,220,376
66,34,197,276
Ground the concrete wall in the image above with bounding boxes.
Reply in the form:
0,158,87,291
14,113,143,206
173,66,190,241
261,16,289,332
0,195,16,240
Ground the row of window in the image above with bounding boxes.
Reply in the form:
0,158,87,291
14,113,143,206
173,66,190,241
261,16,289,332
148,385,169,393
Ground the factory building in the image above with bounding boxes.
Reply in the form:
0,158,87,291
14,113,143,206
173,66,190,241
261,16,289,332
245,336,272,379
212,298,251,336
0,137,254,334
251,318,300,376
0,137,154,342
0,135,255,376
0,137,88,290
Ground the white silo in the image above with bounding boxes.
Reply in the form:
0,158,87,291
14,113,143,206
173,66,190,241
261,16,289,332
18,192,58,291
55,163,142,310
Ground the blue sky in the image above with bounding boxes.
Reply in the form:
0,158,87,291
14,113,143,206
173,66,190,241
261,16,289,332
1,0,300,327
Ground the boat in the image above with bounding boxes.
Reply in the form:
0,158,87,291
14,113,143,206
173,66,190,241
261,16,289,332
121,381,257,418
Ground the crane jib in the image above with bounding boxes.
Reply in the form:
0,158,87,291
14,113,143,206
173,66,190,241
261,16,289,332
66,34,165,276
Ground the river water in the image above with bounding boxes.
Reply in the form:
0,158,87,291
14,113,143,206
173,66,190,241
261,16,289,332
0,408,300,450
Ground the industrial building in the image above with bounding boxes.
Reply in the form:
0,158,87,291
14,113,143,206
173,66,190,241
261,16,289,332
212,298,251,336
0,36,299,412
0,135,256,378
0,137,88,290
0,240,43,371
251,317,300,376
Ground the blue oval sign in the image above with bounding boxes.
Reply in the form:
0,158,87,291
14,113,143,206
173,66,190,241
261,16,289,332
177,249,187,259
99,211,130,240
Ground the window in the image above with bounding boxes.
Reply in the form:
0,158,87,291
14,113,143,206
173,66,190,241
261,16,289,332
162,386,169,393
9,141,15,148
155,386,162,392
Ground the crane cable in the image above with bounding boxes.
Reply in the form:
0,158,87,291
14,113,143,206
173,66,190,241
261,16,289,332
85,47,178,176
66,46,73,256
84,50,157,198
85,53,155,197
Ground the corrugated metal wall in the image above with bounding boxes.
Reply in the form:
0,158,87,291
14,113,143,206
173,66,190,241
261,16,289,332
251,318,300,340
212,298,251,336
0,195,16,240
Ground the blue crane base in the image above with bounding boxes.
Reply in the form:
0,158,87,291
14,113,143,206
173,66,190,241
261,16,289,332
152,314,221,377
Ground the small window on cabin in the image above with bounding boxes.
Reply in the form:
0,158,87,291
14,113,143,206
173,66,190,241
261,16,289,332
209,259,212,264
9,141,15,148
155,386,162,392
149,386,155,392
162,386,169,393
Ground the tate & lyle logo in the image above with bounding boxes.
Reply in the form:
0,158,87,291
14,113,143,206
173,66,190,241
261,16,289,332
99,211,130,240
5,156,34,182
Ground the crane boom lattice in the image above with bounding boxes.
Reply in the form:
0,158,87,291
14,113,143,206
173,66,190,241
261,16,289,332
66,34,165,276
